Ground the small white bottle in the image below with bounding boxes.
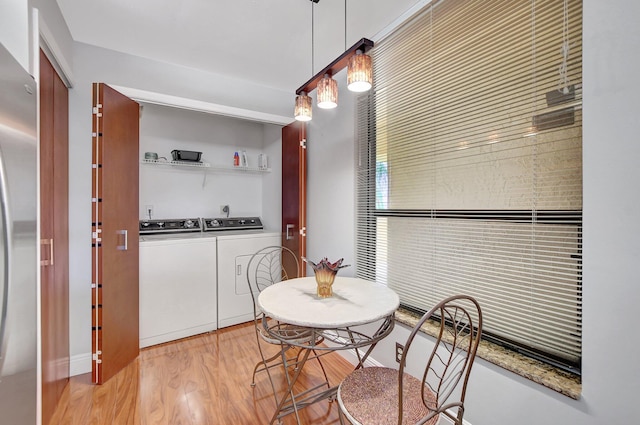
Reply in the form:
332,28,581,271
241,150,248,167
258,153,268,170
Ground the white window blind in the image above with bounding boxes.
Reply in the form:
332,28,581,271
355,0,582,369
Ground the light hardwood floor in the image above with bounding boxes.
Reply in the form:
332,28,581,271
50,322,354,424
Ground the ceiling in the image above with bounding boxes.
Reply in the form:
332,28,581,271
55,0,419,93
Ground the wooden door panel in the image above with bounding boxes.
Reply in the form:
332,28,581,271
52,57,70,399
92,83,140,384
39,49,57,425
281,121,307,276
40,50,70,425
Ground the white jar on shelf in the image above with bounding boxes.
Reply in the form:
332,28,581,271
258,153,268,170
241,150,248,167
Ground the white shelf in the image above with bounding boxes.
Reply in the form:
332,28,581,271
141,158,210,168
141,159,270,173
211,165,272,173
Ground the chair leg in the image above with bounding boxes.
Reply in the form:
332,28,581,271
311,349,332,393
253,340,302,387
294,345,303,371
253,330,282,410
337,403,346,425
252,347,285,386
269,344,311,425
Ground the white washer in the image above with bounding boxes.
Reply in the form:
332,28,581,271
139,232,217,348
215,231,281,328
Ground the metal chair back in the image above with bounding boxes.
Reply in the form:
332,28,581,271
399,294,482,425
247,245,301,320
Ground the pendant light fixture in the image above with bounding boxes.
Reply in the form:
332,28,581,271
347,49,373,92
294,92,313,121
295,38,373,101
293,0,373,120
317,73,338,109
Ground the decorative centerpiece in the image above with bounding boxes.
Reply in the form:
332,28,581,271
306,257,350,298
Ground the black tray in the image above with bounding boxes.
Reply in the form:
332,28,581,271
171,150,202,162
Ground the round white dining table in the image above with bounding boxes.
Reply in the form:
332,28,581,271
257,276,400,329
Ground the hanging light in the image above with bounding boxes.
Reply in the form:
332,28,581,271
317,74,338,109
294,92,313,122
293,0,374,118
347,49,373,92
294,0,317,121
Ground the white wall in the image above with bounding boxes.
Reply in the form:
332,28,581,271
581,0,640,421
305,68,357,276
305,1,640,424
260,124,284,232
74,42,293,118
138,103,281,228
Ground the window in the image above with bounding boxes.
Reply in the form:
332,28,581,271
355,0,582,372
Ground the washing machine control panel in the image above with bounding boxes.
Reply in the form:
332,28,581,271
202,217,263,232
139,218,202,234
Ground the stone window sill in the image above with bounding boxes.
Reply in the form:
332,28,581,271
395,307,581,400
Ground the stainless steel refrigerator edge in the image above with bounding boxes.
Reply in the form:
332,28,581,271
0,43,38,423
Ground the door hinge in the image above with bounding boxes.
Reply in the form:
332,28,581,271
92,104,102,117
299,227,306,237
93,351,102,363
300,139,307,149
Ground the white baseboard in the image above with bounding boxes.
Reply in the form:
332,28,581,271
438,414,472,425
334,347,385,368
69,352,92,377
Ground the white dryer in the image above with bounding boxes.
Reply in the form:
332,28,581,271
203,217,280,328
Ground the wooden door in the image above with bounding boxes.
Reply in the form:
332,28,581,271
91,83,140,384
281,121,307,276
39,50,70,425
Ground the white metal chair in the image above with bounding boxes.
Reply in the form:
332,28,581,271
246,245,330,423
337,294,482,425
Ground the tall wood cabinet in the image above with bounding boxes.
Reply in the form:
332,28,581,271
39,50,70,425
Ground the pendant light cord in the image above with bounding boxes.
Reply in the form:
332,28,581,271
311,1,315,76
344,0,347,51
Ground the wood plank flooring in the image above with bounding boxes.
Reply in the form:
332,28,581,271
50,322,353,424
